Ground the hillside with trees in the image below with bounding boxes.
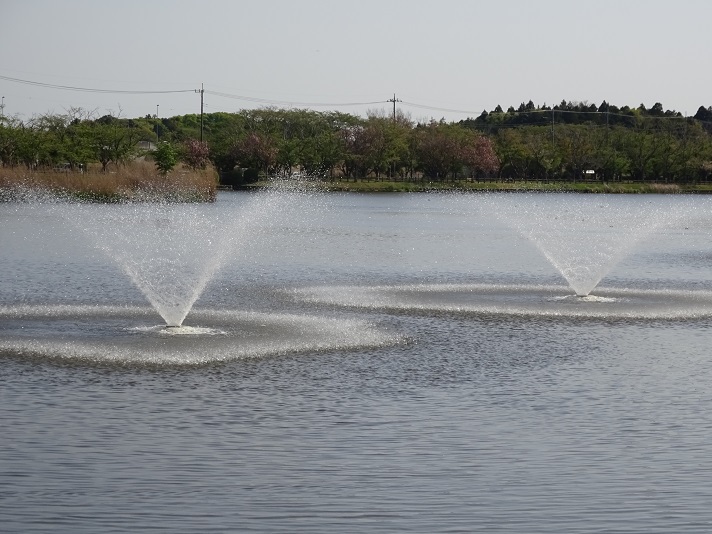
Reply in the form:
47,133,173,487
460,101,712,183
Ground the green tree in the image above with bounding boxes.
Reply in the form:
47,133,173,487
83,111,148,172
495,129,529,179
556,124,597,180
0,117,23,166
299,130,343,177
154,141,179,176
414,121,460,180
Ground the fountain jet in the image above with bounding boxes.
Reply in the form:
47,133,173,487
480,193,689,297
60,181,305,326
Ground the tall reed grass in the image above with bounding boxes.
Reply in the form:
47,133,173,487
0,161,218,202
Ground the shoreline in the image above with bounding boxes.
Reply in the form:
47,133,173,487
5,173,711,201
238,179,712,194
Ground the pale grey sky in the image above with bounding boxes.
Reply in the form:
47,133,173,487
1,0,710,122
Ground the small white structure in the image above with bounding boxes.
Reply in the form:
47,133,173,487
137,141,157,152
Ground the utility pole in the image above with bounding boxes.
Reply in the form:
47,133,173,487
156,104,160,142
387,93,401,123
195,83,204,142
386,93,402,179
0,96,4,120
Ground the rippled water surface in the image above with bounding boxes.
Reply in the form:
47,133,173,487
3,192,712,533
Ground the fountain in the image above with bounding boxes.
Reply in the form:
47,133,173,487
55,180,327,329
490,194,685,297
62,197,261,328
479,193,693,297
0,183,401,365
289,192,712,319
3,189,712,367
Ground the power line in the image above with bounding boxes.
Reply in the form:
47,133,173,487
2,73,706,123
0,73,389,109
0,74,195,94
204,89,385,108
401,100,483,115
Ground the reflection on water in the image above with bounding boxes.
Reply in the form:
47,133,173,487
2,192,712,533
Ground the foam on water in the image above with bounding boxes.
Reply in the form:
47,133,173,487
291,283,712,320
132,325,227,336
0,303,153,318
0,304,402,366
553,294,619,303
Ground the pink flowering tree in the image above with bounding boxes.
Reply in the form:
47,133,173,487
230,132,277,174
460,133,500,177
182,139,210,170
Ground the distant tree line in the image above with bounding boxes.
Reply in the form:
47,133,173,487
461,101,712,182
2,101,711,184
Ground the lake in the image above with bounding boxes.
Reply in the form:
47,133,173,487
2,191,712,533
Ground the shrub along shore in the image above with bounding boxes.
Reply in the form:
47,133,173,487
0,161,218,202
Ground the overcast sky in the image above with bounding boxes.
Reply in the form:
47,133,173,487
1,0,710,123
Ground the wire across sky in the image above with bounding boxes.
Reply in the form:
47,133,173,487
0,73,485,115
0,74,195,95
1,73,703,121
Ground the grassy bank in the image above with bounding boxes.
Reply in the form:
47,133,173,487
0,161,218,202
243,179,712,194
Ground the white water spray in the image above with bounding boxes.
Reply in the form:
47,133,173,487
59,181,307,326
479,193,691,296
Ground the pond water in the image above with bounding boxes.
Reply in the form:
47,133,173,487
2,191,712,533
